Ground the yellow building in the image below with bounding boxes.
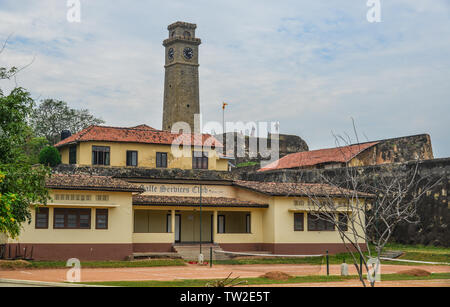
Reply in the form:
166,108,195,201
4,174,370,260
55,124,229,171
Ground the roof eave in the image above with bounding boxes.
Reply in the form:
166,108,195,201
47,186,144,193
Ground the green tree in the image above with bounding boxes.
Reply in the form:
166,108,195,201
23,137,49,165
38,146,61,167
30,99,105,145
1,83,50,238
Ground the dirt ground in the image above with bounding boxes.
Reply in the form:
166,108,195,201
245,279,450,287
0,263,449,285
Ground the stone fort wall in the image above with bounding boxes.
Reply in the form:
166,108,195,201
243,158,450,247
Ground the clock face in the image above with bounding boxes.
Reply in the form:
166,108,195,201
168,48,174,61
183,47,194,60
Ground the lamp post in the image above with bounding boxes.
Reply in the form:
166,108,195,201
199,183,202,255
222,102,228,134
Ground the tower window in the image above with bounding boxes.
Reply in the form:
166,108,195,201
183,31,191,38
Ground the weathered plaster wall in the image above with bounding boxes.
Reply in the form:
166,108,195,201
53,164,235,181
214,132,308,165
349,134,434,167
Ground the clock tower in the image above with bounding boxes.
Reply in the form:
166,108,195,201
162,21,201,132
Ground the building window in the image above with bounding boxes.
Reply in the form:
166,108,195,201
307,213,335,231
96,195,109,202
218,215,225,233
35,207,49,229
92,146,110,166
193,152,208,169
96,209,108,229
156,152,168,168
294,213,304,231
53,208,91,229
69,145,77,164
338,213,348,231
126,151,138,167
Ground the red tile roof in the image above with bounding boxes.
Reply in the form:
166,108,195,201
133,195,268,208
54,125,223,148
258,142,379,172
46,174,144,193
129,124,159,131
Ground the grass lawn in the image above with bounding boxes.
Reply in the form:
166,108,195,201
383,243,450,265
0,259,186,270
79,272,450,287
1,243,447,269
213,243,450,266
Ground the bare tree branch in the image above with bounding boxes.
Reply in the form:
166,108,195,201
291,130,443,287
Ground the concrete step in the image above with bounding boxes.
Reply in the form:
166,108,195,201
173,244,231,261
131,252,182,260
380,250,404,259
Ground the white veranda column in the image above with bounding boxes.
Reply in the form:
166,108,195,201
213,210,218,242
171,209,176,241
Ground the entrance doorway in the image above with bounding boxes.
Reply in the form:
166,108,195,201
174,211,213,244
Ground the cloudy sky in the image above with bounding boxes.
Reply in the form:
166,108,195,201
0,0,449,157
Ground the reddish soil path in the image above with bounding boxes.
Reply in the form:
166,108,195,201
246,279,450,287
0,263,449,283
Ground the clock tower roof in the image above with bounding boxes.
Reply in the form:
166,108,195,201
167,21,197,30
164,21,201,47
163,36,201,47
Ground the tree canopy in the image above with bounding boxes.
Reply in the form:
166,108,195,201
1,40,51,238
30,99,105,145
39,146,62,167
0,87,51,238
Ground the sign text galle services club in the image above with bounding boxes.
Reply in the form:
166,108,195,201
140,184,229,197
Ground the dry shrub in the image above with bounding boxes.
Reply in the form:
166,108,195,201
0,260,32,270
397,269,432,277
260,271,292,280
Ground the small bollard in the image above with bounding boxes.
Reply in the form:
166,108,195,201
341,258,349,276
198,253,204,265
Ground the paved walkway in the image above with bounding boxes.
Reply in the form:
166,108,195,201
0,278,103,287
245,279,450,287
0,264,449,283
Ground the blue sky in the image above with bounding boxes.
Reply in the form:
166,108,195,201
0,0,449,157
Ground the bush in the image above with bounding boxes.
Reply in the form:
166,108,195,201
38,146,61,167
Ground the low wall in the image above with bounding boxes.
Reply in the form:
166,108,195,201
219,243,367,255
243,158,450,247
4,243,133,261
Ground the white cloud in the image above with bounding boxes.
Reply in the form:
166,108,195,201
0,0,449,157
